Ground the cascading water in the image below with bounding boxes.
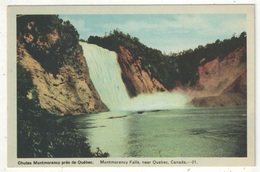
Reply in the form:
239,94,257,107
80,42,131,111
80,42,187,112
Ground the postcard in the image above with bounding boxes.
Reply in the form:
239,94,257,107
7,5,255,167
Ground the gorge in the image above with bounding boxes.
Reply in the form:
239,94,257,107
16,15,248,158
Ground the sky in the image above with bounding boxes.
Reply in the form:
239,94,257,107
59,14,246,54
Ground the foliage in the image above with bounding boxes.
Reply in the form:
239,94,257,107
17,15,82,76
87,29,178,88
17,60,109,158
88,30,247,89
172,32,247,86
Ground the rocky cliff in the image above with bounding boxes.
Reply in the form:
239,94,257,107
17,15,247,112
117,46,166,97
17,15,108,115
186,47,247,107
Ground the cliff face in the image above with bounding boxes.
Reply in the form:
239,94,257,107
17,16,247,112
117,46,166,97
187,47,247,107
17,15,108,115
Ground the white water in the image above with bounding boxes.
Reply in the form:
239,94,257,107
80,42,131,111
80,42,187,111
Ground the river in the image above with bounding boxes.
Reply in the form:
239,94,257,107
71,106,247,157
78,42,247,157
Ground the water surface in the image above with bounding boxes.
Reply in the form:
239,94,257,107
72,106,247,157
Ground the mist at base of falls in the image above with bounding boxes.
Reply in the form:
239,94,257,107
80,42,188,112
120,92,188,112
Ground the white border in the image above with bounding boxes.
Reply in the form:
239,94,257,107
1,0,259,172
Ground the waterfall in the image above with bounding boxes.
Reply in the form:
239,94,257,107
80,42,187,112
80,42,131,111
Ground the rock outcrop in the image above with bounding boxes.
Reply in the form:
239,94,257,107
117,46,166,97
17,15,108,115
187,47,247,107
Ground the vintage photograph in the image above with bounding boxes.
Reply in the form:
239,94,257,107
9,5,255,166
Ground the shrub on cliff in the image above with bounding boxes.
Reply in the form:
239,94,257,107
17,15,82,76
173,32,247,86
17,58,109,158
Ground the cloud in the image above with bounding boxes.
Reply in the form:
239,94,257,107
70,19,87,32
102,20,157,32
59,14,246,53
60,15,91,38
102,14,245,35
217,16,246,35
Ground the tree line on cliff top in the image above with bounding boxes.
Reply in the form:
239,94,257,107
87,29,246,89
17,15,83,76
